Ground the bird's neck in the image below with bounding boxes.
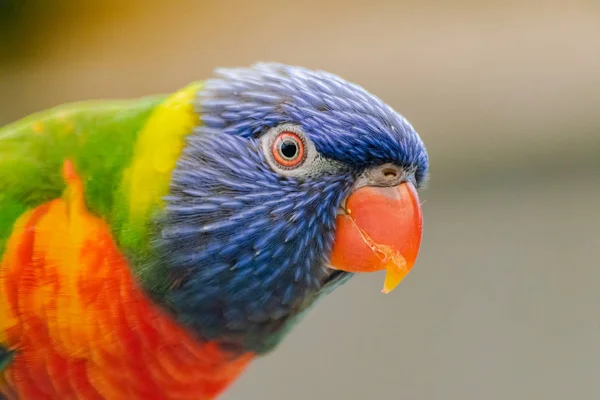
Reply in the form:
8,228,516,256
138,258,352,355
110,82,203,276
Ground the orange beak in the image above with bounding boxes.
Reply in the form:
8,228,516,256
328,182,423,294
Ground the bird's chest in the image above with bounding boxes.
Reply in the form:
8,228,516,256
0,192,253,400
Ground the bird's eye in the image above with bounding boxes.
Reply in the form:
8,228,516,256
261,123,342,178
271,131,306,168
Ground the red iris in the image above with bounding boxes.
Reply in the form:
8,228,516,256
271,131,305,168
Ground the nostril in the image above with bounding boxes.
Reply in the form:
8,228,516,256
382,167,399,179
363,164,404,187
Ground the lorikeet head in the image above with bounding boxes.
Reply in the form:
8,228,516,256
155,63,429,353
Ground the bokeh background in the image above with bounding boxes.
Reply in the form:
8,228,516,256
1,1,599,399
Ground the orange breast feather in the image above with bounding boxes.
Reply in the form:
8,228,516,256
0,161,252,400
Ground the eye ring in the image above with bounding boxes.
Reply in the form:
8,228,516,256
271,131,306,168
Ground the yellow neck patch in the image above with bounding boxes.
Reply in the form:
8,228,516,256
121,82,202,227
115,82,203,258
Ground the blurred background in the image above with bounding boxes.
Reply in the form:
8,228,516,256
1,1,599,399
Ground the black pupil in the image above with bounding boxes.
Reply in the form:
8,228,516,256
280,139,298,159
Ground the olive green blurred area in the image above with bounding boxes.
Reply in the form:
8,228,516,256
1,1,599,399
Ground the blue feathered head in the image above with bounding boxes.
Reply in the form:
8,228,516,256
154,63,429,353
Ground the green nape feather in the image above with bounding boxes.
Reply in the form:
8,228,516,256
0,95,162,256
0,82,202,268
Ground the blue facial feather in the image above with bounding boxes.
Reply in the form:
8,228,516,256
151,63,429,354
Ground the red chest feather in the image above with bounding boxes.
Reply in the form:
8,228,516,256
0,163,253,399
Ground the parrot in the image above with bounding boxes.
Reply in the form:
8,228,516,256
0,63,428,399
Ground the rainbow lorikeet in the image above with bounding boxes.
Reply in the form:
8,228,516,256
0,63,428,399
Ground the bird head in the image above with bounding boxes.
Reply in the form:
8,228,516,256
156,63,429,353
